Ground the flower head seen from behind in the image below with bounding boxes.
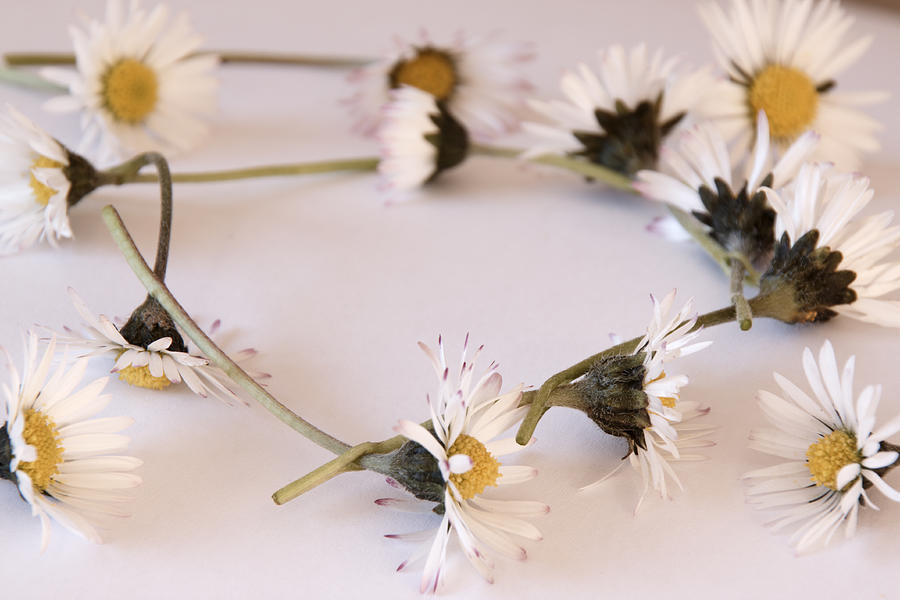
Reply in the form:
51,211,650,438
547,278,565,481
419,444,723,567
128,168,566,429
0,332,141,550
348,31,531,139
0,105,95,255
524,44,711,176
377,86,470,192
579,290,713,511
745,340,900,553
699,0,885,169
636,111,817,269
384,336,546,593
41,0,218,163
758,163,900,327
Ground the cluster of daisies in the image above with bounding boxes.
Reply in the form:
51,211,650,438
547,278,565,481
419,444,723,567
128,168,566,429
2,0,900,595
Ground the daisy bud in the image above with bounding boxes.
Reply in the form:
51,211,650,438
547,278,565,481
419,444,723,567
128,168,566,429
751,230,857,324
119,296,188,353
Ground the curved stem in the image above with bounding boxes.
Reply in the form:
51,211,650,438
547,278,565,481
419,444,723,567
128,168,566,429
3,51,371,68
472,144,635,193
101,205,352,455
730,260,753,331
123,158,380,184
0,66,66,92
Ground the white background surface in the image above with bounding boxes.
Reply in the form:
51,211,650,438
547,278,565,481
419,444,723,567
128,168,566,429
2,1,900,598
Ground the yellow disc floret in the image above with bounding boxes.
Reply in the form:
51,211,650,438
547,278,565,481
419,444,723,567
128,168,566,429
391,49,457,100
806,430,861,490
102,59,159,124
18,409,64,491
749,65,819,141
29,155,64,207
447,433,501,500
118,364,172,390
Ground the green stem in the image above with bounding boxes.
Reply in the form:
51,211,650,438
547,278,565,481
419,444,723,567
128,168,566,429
100,205,352,456
3,51,371,68
0,66,66,92
730,259,753,331
472,144,635,193
100,157,380,185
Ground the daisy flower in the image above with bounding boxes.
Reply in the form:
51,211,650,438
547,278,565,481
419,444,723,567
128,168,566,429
581,290,713,511
699,0,885,169
41,0,218,164
635,111,817,268
57,288,259,404
523,44,711,175
384,336,547,593
1,332,141,550
0,105,78,254
347,30,532,139
377,86,470,192
745,340,900,553
760,163,900,326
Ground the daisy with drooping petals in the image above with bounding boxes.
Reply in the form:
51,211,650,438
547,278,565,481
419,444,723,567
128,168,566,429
636,111,817,268
41,0,218,164
582,291,713,511
699,0,885,169
761,163,900,327
524,44,711,176
56,288,261,404
384,336,546,593
0,105,76,254
1,332,141,550
347,31,532,139
377,86,470,192
745,341,900,553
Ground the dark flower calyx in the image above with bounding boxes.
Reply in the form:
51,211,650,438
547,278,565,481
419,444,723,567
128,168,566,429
119,295,188,352
387,439,445,512
424,103,470,181
572,94,684,176
1,424,16,484
692,175,776,269
753,230,857,324
573,353,651,454
63,148,102,209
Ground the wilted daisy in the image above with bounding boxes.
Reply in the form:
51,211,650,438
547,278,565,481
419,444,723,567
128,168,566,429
1,332,141,550
636,111,817,268
0,105,99,254
579,291,713,511
57,288,257,404
699,0,885,168
745,340,900,553
759,163,900,327
524,44,711,175
41,0,218,163
347,30,531,139
383,336,546,593
377,86,470,192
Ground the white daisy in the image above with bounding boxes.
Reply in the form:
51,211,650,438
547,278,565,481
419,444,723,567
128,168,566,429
635,111,817,265
523,44,711,175
745,340,900,553
377,86,469,192
347,30,531,139
41,0,218,164
0,105,73,254
1,332,141,550
57,288,258,404
763,163,900,327
385,336,546,593
583,290,713,511
699,0,886,169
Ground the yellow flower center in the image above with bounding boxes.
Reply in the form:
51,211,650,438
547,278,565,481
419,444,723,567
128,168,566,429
29,155,64,207
391,49,457,100
18,409,64,491
806,430,860,490
118,364,172,390
749,65,819,141
102,59,159,124
447,434,501,500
